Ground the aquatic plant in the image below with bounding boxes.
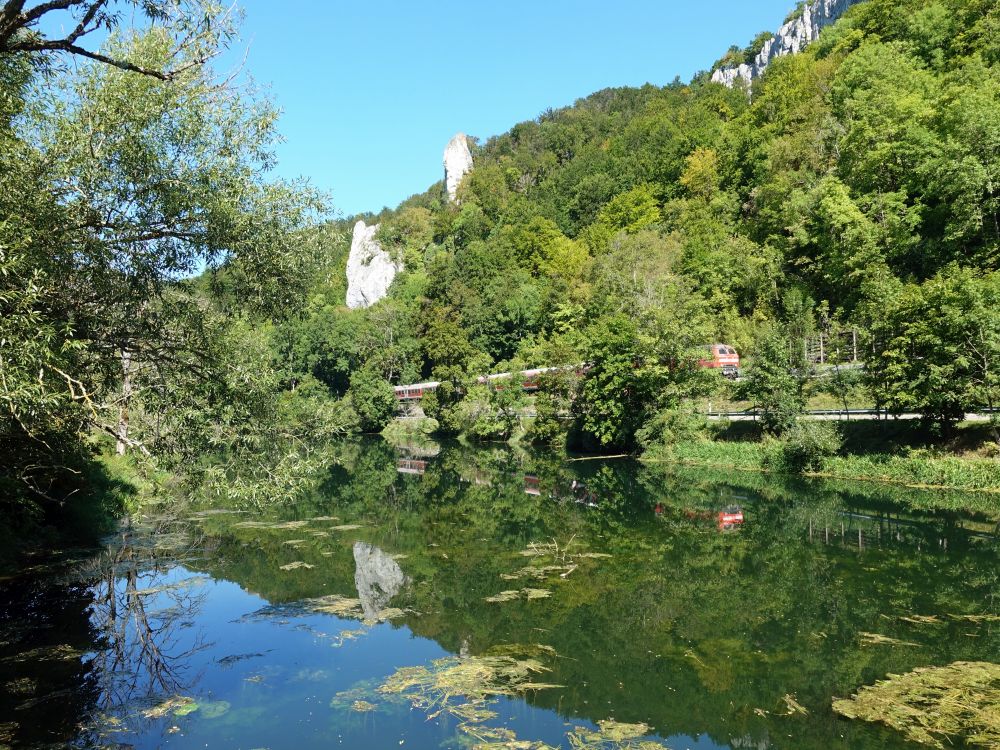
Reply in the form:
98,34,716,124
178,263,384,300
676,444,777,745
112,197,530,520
484,588,552,603
833,661,1000,748
567,720,668,749
279,561,313,571
242,594,407,625
141,696,197,719
376,651,563,741
858,632,920,647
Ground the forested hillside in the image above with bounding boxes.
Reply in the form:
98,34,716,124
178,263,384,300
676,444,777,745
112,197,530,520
283,0,998,448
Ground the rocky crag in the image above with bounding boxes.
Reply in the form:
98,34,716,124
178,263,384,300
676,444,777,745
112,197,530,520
346,134,474,307
443,132,473,202
712,0,863,88
345,220,401,309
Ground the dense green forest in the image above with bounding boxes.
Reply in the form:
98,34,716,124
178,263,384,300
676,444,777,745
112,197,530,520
2,0,999,541
282,0,999,450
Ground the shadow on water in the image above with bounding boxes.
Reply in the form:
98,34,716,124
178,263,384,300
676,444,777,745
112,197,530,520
1,438,998,748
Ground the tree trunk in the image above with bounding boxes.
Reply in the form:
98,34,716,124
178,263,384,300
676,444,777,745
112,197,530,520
116,348,133,456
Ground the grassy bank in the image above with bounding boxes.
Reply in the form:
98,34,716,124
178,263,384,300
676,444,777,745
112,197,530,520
644,420,1000,499
0,438,156,572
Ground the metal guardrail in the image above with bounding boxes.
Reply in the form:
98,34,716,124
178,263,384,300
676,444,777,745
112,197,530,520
708,409,998,421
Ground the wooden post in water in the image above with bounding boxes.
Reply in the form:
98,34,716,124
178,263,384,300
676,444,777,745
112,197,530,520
859,529,863,550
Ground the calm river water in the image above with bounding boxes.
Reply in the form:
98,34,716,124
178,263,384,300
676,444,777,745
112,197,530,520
2,440,999,749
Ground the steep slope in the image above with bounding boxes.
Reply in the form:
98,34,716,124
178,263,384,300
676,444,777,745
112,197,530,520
712,0,865,87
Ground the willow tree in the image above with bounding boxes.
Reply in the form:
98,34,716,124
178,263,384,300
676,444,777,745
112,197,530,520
0,5,325,505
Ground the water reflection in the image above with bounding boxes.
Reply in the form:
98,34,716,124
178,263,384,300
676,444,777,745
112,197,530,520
0,439,998,749
353,542,408,621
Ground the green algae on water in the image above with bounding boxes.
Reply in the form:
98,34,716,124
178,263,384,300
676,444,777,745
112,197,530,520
141,696,197,719
833,661,1000,748
377,652,563,731
485,588,552,603
567,719,669,749
279,561,313,571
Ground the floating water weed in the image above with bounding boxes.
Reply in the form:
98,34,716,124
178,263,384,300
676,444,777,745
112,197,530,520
141,696,197,719
782,694,808,715
486,644,558,659
2,644,84,663
900,615,943,625
567,720,668,749
306,594,363,617
331,524,363,531
950,613,1000,623
501,565,575,581
378,653,562,725
233,520,310,531
368,607,408,623
279,561,313,571
459,723,556,748
4,678,34,696
333,629,368,647
485,590,521,603
351,700,376,712
485,589,552,603
523,589,552,600
188,509,243,517
859,632,919,647
243,594,407,624
833,661,1000,748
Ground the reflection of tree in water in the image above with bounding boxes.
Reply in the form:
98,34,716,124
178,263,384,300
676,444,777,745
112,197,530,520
0,573,99,747
77,514,212,735
0,515,211,746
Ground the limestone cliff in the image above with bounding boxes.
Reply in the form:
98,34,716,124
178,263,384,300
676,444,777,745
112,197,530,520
345,220,400,309
712,0,863,88
443,132,473,202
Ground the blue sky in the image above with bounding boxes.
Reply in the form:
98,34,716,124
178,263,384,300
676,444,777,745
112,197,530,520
225,1,796,218
46,1,796,218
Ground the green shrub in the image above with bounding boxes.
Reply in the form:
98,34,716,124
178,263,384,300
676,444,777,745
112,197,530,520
636,408,709,449
348,368,398,433
774,421,844,473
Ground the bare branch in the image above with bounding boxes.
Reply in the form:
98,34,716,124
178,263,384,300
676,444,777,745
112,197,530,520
0,0,221,80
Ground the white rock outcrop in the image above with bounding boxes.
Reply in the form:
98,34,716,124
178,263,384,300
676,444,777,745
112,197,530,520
443,132,473,202
345,220,401,309
353,542,408,621
712,0,863,88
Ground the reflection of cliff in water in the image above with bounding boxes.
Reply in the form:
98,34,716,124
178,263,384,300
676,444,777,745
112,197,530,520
353,542,408,621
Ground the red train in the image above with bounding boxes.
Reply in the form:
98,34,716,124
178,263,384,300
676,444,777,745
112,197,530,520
394,366,576,402
393,346,741,401
699,344,741,380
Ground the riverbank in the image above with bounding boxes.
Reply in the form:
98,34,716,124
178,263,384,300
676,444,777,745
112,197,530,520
0,440,150,572
644,420,1000,500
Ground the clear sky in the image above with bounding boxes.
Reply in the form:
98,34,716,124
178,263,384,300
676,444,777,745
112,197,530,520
224,1,795,218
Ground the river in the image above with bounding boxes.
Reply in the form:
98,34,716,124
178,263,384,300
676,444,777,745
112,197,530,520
2,439,998,749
